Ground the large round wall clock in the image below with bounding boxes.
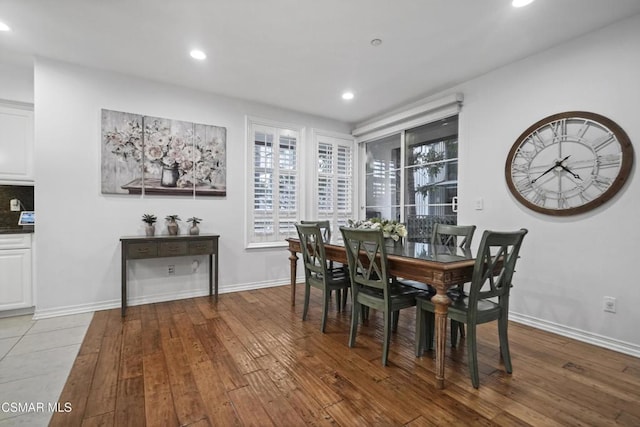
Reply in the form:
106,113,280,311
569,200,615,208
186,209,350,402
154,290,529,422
505,111,633,216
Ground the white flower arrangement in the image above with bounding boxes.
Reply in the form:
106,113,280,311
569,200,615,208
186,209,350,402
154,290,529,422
347,218,408,241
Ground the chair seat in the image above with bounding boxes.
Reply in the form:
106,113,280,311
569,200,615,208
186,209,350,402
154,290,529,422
309,271,350,290
359,281,424,297
416,295,500,321
328,266,349,279
401,279,464,300
396,279,434,295
357,281,428,311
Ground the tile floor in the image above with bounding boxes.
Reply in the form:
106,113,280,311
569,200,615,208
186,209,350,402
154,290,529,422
0,313,93,426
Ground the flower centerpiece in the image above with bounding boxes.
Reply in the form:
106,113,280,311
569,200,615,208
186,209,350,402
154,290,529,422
187,217,202,235
165,214,181,236
347,218,408,242
142,213,157,237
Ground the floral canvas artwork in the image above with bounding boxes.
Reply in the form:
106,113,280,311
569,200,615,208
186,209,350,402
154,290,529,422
101,109,227,196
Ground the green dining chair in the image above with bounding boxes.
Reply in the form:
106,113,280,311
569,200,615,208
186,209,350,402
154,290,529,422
300,219,349,309
295,223,351,332
340,227,426,366
415,228,528,388
300,220,332,242
432,223,476,346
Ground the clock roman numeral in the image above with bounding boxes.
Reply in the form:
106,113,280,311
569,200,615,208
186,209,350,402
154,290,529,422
577,190,590,204
528,131,548,152
511,163,530,175
592,175,612,191
597,154,621,169
515,178,534,195
591,133,615,152
530,190,546,206
558,195,569,209
515,148,535,162
549,119,567,142
575,120,590,141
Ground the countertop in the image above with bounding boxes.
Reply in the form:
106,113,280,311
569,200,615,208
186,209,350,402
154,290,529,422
0,228,34,234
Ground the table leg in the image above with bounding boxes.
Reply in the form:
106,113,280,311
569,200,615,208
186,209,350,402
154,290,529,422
209,253,213,297
121,250,127,317
214,250,219,300
289,249,298,305
431,288,452,389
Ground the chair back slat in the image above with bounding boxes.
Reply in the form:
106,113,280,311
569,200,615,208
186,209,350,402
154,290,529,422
432,223,476,250
295,223,329,281
340,227,388,292
468,229,528,306
300,220,331,243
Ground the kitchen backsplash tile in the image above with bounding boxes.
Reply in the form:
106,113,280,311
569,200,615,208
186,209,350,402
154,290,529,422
0,185,34,230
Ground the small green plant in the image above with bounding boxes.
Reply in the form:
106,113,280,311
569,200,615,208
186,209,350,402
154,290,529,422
187,217,202,226
165,215,181,222
141,214,157,225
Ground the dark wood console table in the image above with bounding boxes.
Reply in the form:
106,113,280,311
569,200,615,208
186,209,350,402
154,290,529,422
120,234,219,316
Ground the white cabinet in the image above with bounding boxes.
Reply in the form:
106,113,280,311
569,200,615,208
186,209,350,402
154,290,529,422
0,234,32,311
0,103,34,183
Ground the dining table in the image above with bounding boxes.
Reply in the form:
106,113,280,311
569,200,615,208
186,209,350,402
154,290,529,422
286,237,475,390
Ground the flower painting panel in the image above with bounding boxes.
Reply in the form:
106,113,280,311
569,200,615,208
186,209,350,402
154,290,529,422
100,109,227,196
141,116,195,193
101,109,144,194
194,123,226,195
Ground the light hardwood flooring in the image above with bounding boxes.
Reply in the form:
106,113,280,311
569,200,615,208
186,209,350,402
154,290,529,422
51,285,640,426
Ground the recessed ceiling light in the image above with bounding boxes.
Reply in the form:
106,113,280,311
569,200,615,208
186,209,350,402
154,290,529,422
370,38,382,47
342,91,354,101
512,0,534,7
0,22,11,32
190,49,206,60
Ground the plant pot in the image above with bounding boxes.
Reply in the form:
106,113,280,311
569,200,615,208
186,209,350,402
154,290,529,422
167,220,179,236
189,224,200,235
145,224,155,237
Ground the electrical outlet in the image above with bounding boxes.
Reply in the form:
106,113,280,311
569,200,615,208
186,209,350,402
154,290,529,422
168,264,175,275
474,198,484,210
10,199,20,212
603,296,616,313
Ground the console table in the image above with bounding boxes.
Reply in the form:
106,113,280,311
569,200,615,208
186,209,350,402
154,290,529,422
120,234,219,316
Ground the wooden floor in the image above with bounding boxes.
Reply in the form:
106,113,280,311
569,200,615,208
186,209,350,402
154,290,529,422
50,285,640,426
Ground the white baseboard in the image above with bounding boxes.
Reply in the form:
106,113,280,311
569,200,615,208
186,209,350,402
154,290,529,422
0,306,35,319
510,312,640,359
32,279,290,320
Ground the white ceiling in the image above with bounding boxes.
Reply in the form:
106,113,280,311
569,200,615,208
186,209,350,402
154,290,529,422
1,0,640,124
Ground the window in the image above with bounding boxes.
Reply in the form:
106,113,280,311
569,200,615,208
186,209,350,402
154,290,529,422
248,118,302,247
314,133,355,232
364,115,459,242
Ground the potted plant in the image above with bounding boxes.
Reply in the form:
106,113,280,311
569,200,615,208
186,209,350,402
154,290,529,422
165,214,181,235
142,214,157,236
187,217,202,235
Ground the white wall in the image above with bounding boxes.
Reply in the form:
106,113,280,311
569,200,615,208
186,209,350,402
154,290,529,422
0,61,33,104
454,14,640,353
33,58,350,316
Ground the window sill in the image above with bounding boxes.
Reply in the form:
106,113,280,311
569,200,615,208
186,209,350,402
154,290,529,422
246,241,290,250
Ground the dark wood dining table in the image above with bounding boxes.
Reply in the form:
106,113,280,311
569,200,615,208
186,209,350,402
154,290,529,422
286,237,475,389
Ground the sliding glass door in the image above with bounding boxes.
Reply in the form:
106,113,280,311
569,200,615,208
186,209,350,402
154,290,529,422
364,115,459,242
